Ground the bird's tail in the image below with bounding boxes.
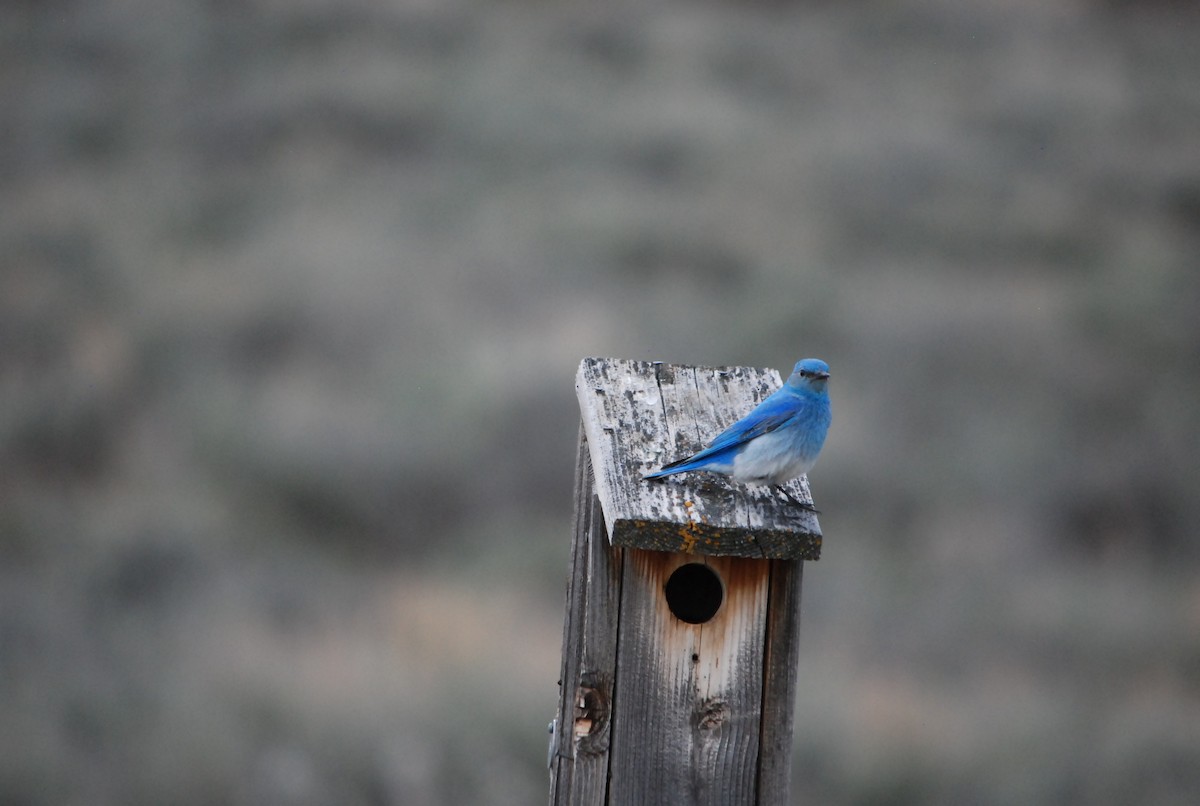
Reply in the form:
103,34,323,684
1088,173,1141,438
642,446,735,480
642,453,697,480
642,465,683,480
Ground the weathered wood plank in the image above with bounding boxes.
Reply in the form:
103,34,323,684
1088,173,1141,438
550,430,623,806
549,429,591,801
575,358,822,560
756,559,805,803
607,551,772,805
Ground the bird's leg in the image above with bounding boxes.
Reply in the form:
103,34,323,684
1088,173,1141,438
775,484,820,514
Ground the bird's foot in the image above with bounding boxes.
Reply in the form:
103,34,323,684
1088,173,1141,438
774,485,820,514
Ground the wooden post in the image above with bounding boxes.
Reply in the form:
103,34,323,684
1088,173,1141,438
549,359,822,806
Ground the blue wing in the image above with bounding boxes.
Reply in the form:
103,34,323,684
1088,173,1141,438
702,391,799,453
644,389,799,478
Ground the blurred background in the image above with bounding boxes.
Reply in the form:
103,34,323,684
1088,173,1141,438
3,0,1199,803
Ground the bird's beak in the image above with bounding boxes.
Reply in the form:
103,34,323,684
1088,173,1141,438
815,371,830,380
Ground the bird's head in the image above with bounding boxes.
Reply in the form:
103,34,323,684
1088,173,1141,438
787,358,830,392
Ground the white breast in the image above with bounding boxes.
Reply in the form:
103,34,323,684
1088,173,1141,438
730,430,818,485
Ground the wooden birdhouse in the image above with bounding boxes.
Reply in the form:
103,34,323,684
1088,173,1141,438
548,358,823,806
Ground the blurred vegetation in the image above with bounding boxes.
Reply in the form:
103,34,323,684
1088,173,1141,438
2,0,1199,804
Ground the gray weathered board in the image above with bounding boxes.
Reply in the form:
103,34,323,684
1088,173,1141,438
575,358,822,560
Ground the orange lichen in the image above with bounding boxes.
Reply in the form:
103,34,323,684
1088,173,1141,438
676,499,706,553
679,527,699,554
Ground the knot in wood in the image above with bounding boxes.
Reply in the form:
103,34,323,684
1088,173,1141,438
572,678,611,754
695,698,730,732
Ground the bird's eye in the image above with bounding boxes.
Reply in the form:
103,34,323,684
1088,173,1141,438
799,370,810,377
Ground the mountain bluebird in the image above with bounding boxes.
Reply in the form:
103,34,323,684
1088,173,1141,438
643,359,832,509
